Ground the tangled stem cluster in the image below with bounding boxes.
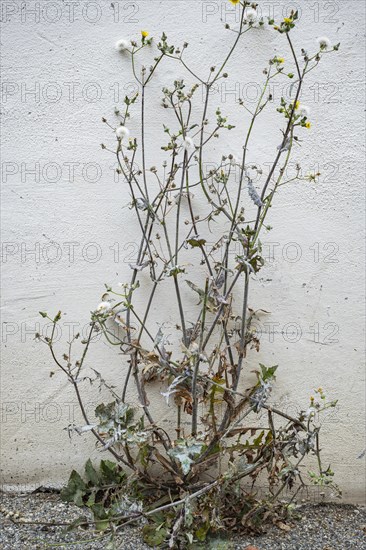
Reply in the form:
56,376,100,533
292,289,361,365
40,3,340,548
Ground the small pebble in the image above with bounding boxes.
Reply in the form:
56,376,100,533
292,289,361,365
0,493,365,549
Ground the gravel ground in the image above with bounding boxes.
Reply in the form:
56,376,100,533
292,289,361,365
0,491,365,549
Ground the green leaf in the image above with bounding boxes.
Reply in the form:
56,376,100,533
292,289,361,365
142,524,167,547
95,518,110,531
85,491,96,508
54,310,62,322
253,430,265,447
100,459,119,483
187,237,206,248
258,363,278,382
85,459,100,485
168,265,185,276
149,511,166,525
138,444,149,468
91,502,109,520
61,470,87,507
195,521,210,541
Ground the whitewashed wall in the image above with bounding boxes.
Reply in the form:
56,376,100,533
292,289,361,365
1,0,365,503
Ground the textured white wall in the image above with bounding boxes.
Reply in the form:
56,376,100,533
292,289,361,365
1,0,365,503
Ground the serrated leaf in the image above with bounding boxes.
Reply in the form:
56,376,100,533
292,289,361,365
100,459,119,483
60,470,87,507
259,363,278,382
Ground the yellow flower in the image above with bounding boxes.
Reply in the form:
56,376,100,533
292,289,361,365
294,100,300,110
305,121,311,129
284,17,292,24
141,30,149,38
277,57,285,64
229,0,240,4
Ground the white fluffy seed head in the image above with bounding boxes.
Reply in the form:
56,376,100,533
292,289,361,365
182,136,194,151
229,155,238,167
317,36,331,50
115,39,129,52
96,301,112,314
116,126,130,140
246,8,257,21
299,105,310,118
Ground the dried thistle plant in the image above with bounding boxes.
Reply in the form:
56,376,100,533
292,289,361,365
40,3,340,547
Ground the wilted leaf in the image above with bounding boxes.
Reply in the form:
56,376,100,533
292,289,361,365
277,521,291,532
134,198,149,211
128,260,150,271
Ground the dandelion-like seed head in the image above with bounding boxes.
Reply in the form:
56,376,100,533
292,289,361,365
299,105,310,118
115,39,129,52
246,7,257,21
96,301,112,314
229,154,238,167
116,126,130,140
317,36,331,50
182,136,194,151
305,407,316,419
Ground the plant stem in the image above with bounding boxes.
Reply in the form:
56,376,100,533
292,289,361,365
192,278,209,435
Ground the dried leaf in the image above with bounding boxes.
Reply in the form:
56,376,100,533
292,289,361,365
128,260,150,271
277,521,291,532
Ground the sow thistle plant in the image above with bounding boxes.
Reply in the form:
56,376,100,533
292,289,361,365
39,2,340,547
